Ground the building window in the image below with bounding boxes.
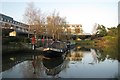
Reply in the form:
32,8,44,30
15,22,17,25
4,19,6,22
11,25,14,27
67,26,70,27
7,20,9,22
0,18,3,21
10,20,12,23
77,25,79,27
18,28,20,30
72,25,75,27
16,26,18,28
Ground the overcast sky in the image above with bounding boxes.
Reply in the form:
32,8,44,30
0,0,119,33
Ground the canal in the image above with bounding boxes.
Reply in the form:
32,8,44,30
1,45,119,78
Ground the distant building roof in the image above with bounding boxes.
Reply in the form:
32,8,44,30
0,13,13,21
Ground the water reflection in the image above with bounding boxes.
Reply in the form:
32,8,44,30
2,45,119,78
89,49,99,64
42,57,65,78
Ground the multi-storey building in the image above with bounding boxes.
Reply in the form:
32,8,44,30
0,13,29,37
65,24,83,35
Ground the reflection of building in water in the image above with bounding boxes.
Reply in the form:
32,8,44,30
66,50,84,61
75,46,91,52
76,45,81,49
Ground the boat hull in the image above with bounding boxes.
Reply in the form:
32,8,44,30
42,41,68,58
42,56,64,76
42,50,64,58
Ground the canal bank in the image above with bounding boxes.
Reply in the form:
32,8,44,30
2,42,43,55
76,35,118,49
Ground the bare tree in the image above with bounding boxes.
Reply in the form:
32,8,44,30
23,2,45,38
47,10,67,40
23,3,67,41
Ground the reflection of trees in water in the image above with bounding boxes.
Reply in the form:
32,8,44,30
95,45,118,62
71,45,118,63
2,54,34,71
21,55,45,78
88,45,118,63
3,53,70,78
75,46,91,52
2,54,46,78
31,55,45,77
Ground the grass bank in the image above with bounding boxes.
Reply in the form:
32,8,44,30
75,36,117,49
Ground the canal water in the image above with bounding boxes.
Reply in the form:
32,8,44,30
1,45,119,78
